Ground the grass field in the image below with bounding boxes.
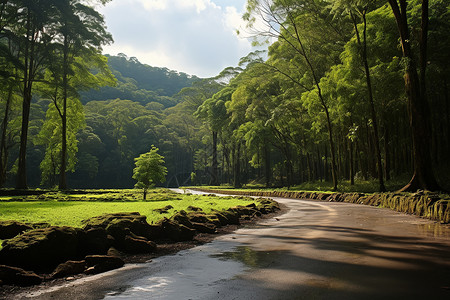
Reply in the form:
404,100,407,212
0,189,257,228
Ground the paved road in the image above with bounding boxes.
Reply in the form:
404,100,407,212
15,191,450,299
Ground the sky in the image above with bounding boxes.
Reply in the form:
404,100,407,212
98,0,255,78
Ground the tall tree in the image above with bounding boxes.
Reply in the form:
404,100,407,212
51,0,113,189
15,0,59,189
331,0,386,191
244,0,351,190
387,0,440,191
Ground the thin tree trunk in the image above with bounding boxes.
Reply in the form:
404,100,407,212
0,86,13,187
59,36,69,190
349,140,354,185
264,141,271,187
16,12,34,190
210,131,218,186
351,11,385,191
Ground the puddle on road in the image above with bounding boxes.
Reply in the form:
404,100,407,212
210,246,279,269
415,222,450,238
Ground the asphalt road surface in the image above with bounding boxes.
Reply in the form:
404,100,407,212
14,190,450,299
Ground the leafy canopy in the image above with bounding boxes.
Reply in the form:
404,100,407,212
132,146,167,192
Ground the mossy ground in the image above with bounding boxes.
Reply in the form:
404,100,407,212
0,189,258,229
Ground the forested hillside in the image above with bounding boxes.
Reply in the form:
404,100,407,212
0,0,448,192
80,54,199,107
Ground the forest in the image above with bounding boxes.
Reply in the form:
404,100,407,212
0,0,449,192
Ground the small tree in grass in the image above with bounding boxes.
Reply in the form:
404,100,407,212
133,146,167,200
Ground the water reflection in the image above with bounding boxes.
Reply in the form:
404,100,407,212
211,246,278,268
416,222,450,238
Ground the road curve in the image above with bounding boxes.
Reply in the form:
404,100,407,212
14,191,450,299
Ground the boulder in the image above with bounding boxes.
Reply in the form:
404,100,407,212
170,211,194,228
218,210,240,225
186,213,211,224
122,235,157,253
187,206,203,212
83,212,160,241
210,211,230,226
157,218,195,242
107,247,122,257
0,220,32,239
191,222,216,234
84,255,124,274
0,226,82,273
153,205,174,214
51,260,86,279
0,265,43,286
78,227,112,256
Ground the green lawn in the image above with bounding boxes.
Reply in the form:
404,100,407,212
0,189,257,228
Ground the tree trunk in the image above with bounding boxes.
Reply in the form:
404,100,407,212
59,36,69,190
349,140,354,185
16,12,34,190
210,131,219,186
0,86,13,187
352,11,385,191
388,0,440,191
264,141,271,187
384,126,391,181
233,142,241,188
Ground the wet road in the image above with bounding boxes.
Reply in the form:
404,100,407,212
15,191,450,299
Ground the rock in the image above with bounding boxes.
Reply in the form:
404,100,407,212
83,212,161,241
78,227,112,256
0,265,43,286
187,206,203,212
0,220,32,239
210,211,230,226
107,247,122,257
51,260,86,279
170,211,194,228
157,218,195,242
153,205,174,214
186,213,211,224
84,255,124,274
218,210,240,225
122,235,157,253
191,222,216,234
0,226,82,273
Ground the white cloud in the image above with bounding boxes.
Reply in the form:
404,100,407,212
98,0,253,77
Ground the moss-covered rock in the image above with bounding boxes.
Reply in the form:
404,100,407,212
51,260,86,279
83,212,160,242
156,218,195,242
153,205,174,214
78,227,112,256
187,206,203,212
170,211,194,228
0,264,43,286
0,226,82,272
0,221,33,239
84,255,124,274
191,222,216,234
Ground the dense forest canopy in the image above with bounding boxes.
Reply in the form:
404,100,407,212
0,0,448,191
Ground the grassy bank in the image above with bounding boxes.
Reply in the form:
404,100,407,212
0,189,258,228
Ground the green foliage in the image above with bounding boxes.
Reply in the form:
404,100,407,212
133,146,168,197
36,98,85,186
81,54,199,107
